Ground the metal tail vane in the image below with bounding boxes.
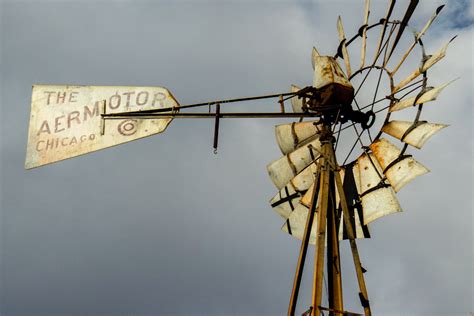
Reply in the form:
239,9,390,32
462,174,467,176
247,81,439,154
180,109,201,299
25,1,456,315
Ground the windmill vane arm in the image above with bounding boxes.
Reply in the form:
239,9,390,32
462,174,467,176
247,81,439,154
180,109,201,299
114,90,301,116
101,112,326,119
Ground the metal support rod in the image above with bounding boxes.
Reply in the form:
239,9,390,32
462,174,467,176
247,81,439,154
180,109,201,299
279,95,286,113
329,145,372,316
109,91,300,116
312,140,331,315
326,174,344,315
102,112,324,119
287,170,321,316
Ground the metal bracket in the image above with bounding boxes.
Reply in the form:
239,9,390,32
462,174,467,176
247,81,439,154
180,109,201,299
213,103,221,154
100,100,106,135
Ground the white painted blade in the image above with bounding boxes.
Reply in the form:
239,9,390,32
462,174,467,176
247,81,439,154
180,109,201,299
290,84,305,113
356,153,402,224
267,138,322,190
359,0,371,69
370,138,429,192
282,183,319,245
311,46,320,70
270,182,304,219
337,16,351,78
393,38,455,92
25,85,178,169
275,120,322,155
391,5,446,75
269,163,319,219
336,167,370,240
389,80,456,112
382,120,448,149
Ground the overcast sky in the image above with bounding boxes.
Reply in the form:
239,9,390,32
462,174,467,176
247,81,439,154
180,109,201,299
1,0,473,315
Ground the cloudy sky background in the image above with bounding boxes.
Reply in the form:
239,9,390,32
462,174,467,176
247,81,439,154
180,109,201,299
1,0,473,315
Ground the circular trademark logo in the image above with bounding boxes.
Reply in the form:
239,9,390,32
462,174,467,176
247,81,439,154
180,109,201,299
118,119,138,136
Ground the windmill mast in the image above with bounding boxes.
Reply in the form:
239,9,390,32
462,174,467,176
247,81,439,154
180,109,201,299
287,125,371,316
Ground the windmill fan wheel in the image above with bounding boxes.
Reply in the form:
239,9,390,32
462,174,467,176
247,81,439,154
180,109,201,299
266,2,456,244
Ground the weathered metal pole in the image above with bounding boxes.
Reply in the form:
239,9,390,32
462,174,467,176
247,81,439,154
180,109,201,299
329,145,372,316
287,170,321,316
311,134,331,314
326,172,344,315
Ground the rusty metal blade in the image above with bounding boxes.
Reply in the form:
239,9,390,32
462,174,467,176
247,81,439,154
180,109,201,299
270,162,320,218
275,120,322,154
393,37,456,92
391,5,445,75
267,138,322,190
386,0,419,63
370,138,429,192
356,153,402,224
337,16,351,78
390,79,457,112
382,120,448,149
25,85,178,169
359,0,371,69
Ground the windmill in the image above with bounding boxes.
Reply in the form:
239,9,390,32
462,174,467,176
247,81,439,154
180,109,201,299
25,1,456,315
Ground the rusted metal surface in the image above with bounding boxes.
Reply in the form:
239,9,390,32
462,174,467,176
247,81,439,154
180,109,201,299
312,48,354,107
370,138,429,193
355,153,402,224
275,120,321,155
25,85,178,169
382,120,448,149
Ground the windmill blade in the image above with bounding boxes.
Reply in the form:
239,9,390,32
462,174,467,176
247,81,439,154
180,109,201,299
290,84,305,113
312,46,320,70
393,37,456,93
359,0,371,69
25,85,178,169
270,163,319,218
282,183,319,245
370,138,429,192
337,16,351,77
336,167,370,240
391,5,445,75
338,209,370,240
275,120,322,155
372,0,396,64
390,79,456,112
270,182,304,219
385,0,419,64
355,153,402,224
267,138,322,190
382,120,448,149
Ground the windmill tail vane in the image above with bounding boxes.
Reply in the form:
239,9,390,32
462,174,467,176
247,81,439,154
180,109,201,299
25,1,457,315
